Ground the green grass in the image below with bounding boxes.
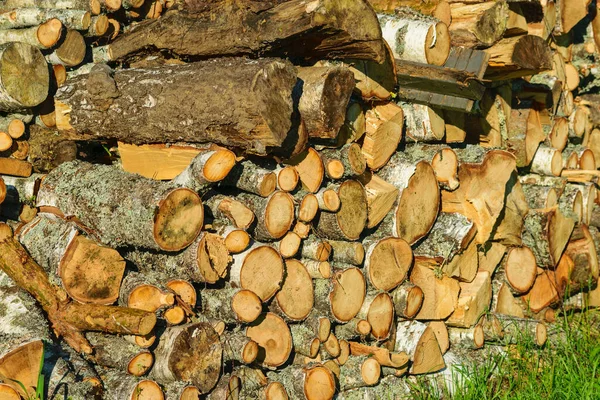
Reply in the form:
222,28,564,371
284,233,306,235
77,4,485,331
410,310,600,400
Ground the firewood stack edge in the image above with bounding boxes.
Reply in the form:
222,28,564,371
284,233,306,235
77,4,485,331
1,0,600,398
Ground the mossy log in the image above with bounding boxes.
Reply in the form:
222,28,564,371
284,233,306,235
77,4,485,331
36,160,204,251
201,286,262,324
55,58,298,156
107,0,386,63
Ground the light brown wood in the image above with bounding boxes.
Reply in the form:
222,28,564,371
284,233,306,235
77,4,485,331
246,313,292,368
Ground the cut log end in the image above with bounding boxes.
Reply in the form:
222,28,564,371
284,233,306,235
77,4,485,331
204,150,237,182
426,22,451,66
0,385,20,400
7,119,25,139
305,366,336,400
246,313,292,368
240,246,284,301
37,18,63,48
0,132,12,152
1,43,49,109
265,192,295,239
164,306,186,325
128,352,154,376
367,238,413,291
232,289,263,323
277,166,299,192
505,246,537,294
132,380,164,400
223,229,251,254
361,358,381,385
154,188,203,251
321,188,341,212
406,286,424,318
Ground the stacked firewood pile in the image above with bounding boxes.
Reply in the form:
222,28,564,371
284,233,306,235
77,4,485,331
1,0,600,398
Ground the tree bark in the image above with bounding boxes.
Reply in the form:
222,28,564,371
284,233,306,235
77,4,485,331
484,35,553,80
448,1,508,48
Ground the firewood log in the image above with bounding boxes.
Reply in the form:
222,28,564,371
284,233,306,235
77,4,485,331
362,102,404,170
484,35,552,80
236,366,289,400
303,259,332,279
377,152,439,244
36,160,204,251
356,291,395,340
0,43,49,112
172,148,237,193
319,143,367,179
86,332,153,376
55,58,298,156
0,18,63,49
335,318,372,340
505,104,545,167
403,144,460,191
2,0,101,13
300,236,332,262
0,8,91,30
391,281,424,319
26,124,77,172
314,267,366,323
523,270,561,312
363,236,413,291
101,368,163,400
124,232,230,284
447,325,485,349
292,190,319,223
296,66,354,139
413,212,476,263
497,246,538,294
108,0,386,62
494,282,525,318
484,314,547,346
45,353,102,400
230,244,285,302
220,160,277,197
270,259,314,322
446,271,492,328
275,165,299,192
119,271,176,315
337,375,412,399
394,321,445,374
315,180,367,241
45,29,86,67
410,257,460,320
19,215,126,305
400,102,445,141
201,286,262,325
328,240,364,265
379,8,450,65
246,313,292,368
205,194,255,230
448,1,508,48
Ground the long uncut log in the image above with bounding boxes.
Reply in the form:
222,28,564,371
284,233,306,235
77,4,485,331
0,8,91,30
108,0,386,62
0,224,156,354
484,35,552,80
2,0,101,14
19,215,126,305
36,160,204,251
55,58,298,156
378,8,450,65
0,43,49,112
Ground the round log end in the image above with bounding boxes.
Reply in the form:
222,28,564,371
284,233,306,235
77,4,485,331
94,15,109,35
309,337,321,358
279,231,301,258
56,30,86,67
133,380,164,400
38,18,63,48
180,387,201,400
367,238,413,291
322,188,341,211
1,43,49,109
405,286,424,318
224,229,251,254
299,194,319,222
368,292,394,340
0,132,13,152
90,0,102,15
241,246,284,301
7,119,25,139
277,166,299,192
327,159,345,179
505,246,537,294
473,325,485,349
550,149,563,176
580,149,596,171
164,306,186,325
246,313,292,368
432,148,459,190
204,150,237,182
138,312,158,336
275,259,314,321
425,22,450,66
265,191,295,239
154,188,203,251
361,358,381,386
318,317,331,342
265,382,288,400
336,180,368,241
242,340,260,364
347,143,367,176
135,334,156,348
128,352,154,377
305,365,336,400
357,319,372,336
166,280,197,307
0,384,20,400
232,289,263,323
331,268,366,322
81,11,92,30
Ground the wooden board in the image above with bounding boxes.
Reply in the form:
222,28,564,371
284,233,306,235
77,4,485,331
118,142,202,180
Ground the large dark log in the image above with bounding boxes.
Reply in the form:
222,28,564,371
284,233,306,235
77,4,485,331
106,0,386,63
55,59,297,156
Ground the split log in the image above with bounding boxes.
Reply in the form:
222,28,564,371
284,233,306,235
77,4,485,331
101,369,163,400
37,161,204,251
271,259,314,321
394,321,445,374
484,35,553,80
124,232,230,284
377,152,439,244
314,268,366,323
205,195,255,230
522,270,561,312
348,342,408,370
314,180,367,241
363,237,413,291
442,148,516,243
319,143,366,179
286,147,324,193
504,105,545,167
55,58,298,156
86,332,153,376
19,215,126,305
268,364,336,400
410,257,460,320
150,323,222,393
296,66,354,139
362,103,404,170
448,1,508,48
400,102,445,142
230,244,285,301
379,9,450,65
0,43,49,112
521,206,575,268
446,271,492,328
413,212,476,264
108,0,385,62
220,160,276,197
246,313,293,368
201,286,262,324
357,172,398,229
403,144,460,191
494,283,525,318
